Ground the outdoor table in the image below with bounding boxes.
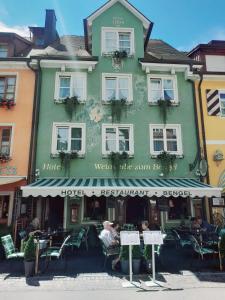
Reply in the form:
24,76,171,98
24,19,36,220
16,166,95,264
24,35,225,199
34,238,50,275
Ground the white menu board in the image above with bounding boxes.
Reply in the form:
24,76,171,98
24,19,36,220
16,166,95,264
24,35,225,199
120,231,140,246
143,231,164,245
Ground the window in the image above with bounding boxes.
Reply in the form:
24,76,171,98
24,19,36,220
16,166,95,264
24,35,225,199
150,124,183,156
0,45,8,58
52,123,86,155
83,196,106,221
0,127,12,155
219,91,225,116
55,72,87,101
102,28,134,55
0,195,10,222
148,75,178,103
168,198,189,220
102,74,133,102
102,124,134,155
0,76,16,102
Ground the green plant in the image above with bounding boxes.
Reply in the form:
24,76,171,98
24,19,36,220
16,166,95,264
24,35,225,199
108,151,129,177
63,96,80,120
144,245,152,261
112,50,128,59
132,245,142,259
157,151,176,175
219,233,225,259
157,99,172,124
111,98,127,122
59,151,79,175
24,236,36,262
120,245,129,261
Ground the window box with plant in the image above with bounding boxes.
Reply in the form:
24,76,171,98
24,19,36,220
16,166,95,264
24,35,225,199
108,151,130,177
110,98,128,122
0,153,11,163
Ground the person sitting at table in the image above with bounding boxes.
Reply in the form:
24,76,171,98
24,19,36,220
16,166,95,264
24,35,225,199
26,218,42,239
191,217,201,230
141,220,150,231
111,221,120,240
197,217,214,232
99,221,120,270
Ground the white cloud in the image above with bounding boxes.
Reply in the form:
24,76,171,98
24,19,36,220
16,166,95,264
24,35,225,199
0,21,31,37
178,27,225,52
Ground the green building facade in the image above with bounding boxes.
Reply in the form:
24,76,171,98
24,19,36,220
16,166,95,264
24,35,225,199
22,0,220,230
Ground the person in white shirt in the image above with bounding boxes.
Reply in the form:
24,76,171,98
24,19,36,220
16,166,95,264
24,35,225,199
99,221,120,270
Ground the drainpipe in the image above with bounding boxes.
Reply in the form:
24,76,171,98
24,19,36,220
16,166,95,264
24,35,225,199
26,58,42,183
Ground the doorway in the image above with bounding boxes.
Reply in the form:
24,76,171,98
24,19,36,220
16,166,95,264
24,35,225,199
126,197,149,225
47,197,64,230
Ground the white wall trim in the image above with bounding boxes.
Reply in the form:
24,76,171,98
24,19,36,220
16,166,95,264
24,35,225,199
149,123,183,156
54,71,87,101
147,74,179,104
102,73,133,102
101,27,135,55
51,122,86,156
206,140,225,145
102,123,134,156
40,60,98,71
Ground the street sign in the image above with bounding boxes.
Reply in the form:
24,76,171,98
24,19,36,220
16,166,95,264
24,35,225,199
120,231,140,246
143,231,164,245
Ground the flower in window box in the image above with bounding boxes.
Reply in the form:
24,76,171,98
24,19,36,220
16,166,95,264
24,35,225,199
0,153,11,163
112,50,128,59
70,151,79,159
156,151,176,175
110,98,128,122
108,151,129,177
63,96,80,120
6,100,15,109
157,99,172,124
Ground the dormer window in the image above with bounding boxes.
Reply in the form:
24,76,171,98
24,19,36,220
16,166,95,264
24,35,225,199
102,28,134,55
0,45,8,58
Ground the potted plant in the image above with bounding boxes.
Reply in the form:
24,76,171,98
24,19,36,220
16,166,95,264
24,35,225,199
120,245,129,274
111,98,127,122
157,151,176,175
24,235,36,277
143,245,152,273
108,151,129,177
63,96,80,120
132,245,142,274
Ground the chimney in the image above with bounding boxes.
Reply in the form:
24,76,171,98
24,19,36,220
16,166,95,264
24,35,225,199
44,9,58,46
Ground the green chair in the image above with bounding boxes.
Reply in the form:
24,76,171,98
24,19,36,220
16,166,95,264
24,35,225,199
96,223,104,235
189,235,218,260
41,235,71,260
66,228,86,251
122,224,135,231
172,230,192,249
1,235,24,259
99,237,120,270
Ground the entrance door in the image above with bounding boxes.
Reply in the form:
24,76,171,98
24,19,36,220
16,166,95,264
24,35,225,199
126,197,148,225
47,197,64,230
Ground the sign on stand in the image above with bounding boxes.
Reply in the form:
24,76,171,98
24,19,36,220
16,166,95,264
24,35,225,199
120,231,141,288
143,231,164,288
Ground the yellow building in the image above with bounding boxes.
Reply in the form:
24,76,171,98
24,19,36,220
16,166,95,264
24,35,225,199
189,40,225,224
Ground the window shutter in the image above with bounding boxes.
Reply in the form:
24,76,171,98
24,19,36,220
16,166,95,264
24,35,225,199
206,89,220,116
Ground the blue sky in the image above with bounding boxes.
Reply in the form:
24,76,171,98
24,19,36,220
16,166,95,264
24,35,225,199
0,0,224,51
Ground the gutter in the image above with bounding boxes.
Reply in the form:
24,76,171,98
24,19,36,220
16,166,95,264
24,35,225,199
26,58,42,183
197,72,210,184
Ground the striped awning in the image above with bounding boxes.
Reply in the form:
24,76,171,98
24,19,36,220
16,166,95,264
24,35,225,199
21,178,222,198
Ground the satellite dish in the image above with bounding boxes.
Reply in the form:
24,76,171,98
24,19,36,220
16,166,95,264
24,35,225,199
199,159,208,177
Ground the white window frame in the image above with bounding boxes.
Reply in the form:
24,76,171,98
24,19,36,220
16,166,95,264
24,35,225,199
0,72,18,104
147,74,179,104
54,72,87,102
149,124,183,157
102,123,134,156
219,90,225,117
102,73,133,103
101,27,135,56
0,123,14,157
51,122,86,156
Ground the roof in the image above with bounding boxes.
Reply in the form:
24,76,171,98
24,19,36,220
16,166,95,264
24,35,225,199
28,35,92,58
86,0,152,29
21,177,221,198
141,39,199,65
188,40,225,56
27,35,199,65
0,32,32,45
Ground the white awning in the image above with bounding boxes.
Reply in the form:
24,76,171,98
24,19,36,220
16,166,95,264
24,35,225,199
21,178,222,198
